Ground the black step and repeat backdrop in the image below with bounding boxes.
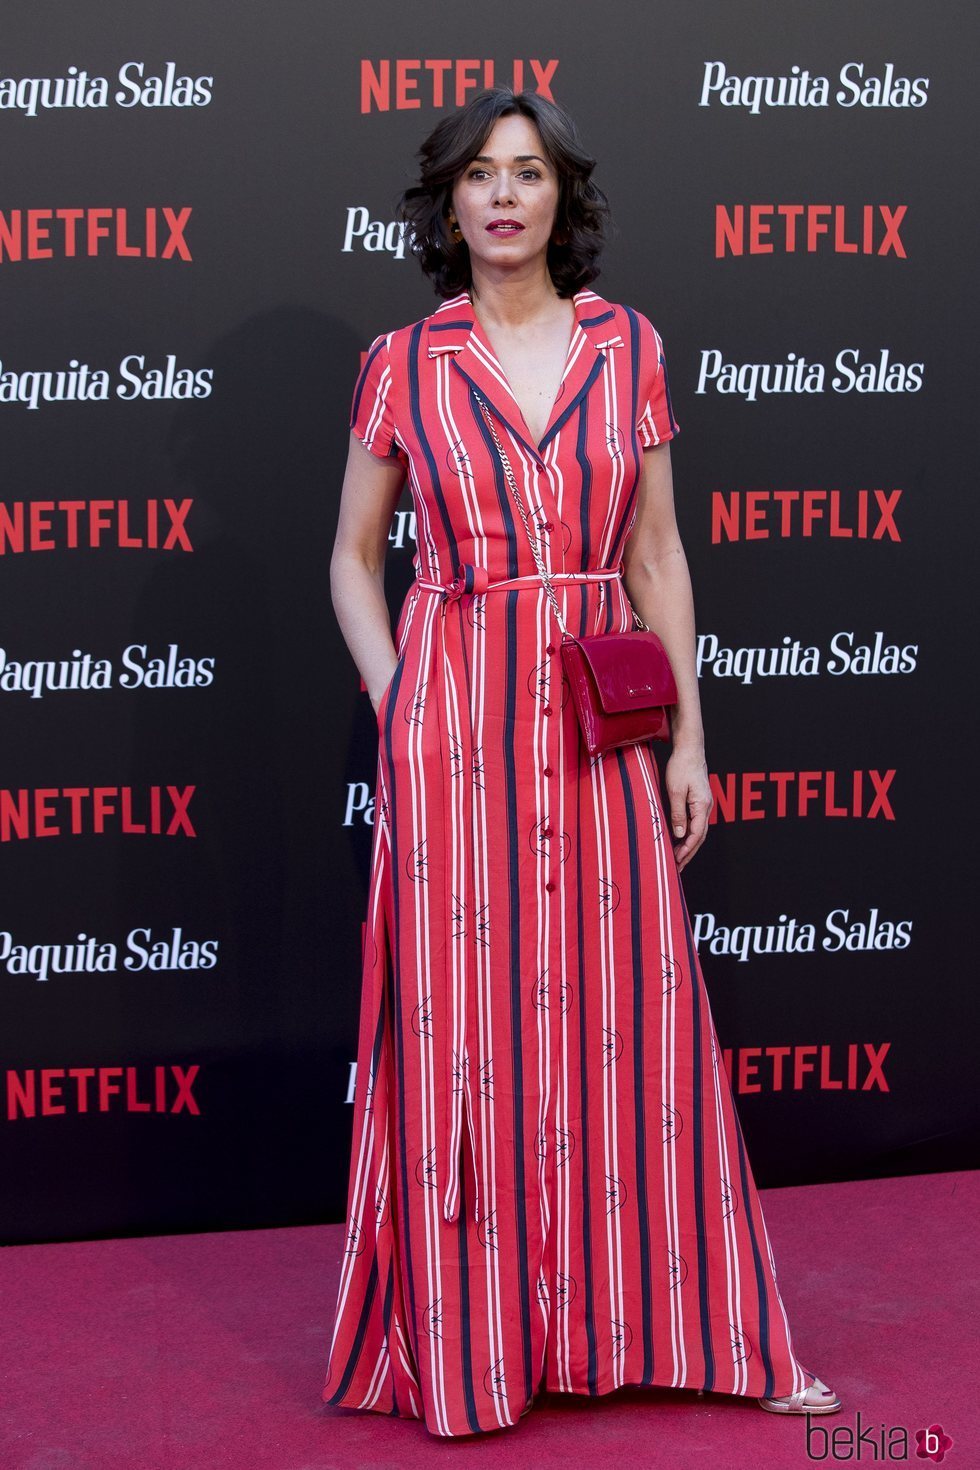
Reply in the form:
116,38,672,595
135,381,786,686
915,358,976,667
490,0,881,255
2,0,977,1244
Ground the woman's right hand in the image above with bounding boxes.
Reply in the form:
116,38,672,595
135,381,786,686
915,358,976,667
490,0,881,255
330,432,407,718
370,659,400,716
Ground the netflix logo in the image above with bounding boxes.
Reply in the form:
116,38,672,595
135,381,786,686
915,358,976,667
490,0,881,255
720,1042,890,1095
0,206,191,263
708,769,896,822
712,488,901,543
0,786,197,841
5,1063,201,1120
0,499,193,554
716,204,907,257
360,58,558,113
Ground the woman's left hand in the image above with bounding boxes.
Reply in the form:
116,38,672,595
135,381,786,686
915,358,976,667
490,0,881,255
664,746,713,872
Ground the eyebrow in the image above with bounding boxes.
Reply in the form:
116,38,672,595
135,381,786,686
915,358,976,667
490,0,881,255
472,153,548,165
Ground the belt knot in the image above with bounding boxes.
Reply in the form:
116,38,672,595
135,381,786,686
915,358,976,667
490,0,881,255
442,562,490,603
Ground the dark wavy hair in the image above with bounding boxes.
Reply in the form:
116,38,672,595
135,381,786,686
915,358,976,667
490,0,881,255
398,88,610,299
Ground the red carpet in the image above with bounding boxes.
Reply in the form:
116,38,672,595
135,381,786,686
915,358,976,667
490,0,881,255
2,1170,975,1470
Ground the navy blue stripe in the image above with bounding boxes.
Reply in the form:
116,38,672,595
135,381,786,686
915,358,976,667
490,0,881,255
609,486,640,572
467,388,522,579
580,309,615,327
325,795,397,1404
452,361,544,466
601,582,615,632
623,306,642,430
381,1259,399,1414
408,321,460,568
574,401,594,566
730,1111,777,1397
457,1162,481,1430
503,588,533,1398
377,660,423,1375
660,351,680,437
614,748,655,1381
575,754,599,1391
324,1252,379,1403
350,338,386,428
539,355,605,450
678,880,774,1392
607,307,644,558
429,318,473,331
675,863,716,1390
575,582,590,638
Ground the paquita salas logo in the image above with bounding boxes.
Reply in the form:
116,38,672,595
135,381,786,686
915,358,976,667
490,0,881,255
0,62,212,116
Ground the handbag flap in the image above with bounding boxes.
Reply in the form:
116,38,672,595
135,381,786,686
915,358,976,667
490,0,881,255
569,631,678,714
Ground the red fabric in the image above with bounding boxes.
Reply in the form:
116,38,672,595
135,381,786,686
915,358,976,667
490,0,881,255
323,289,806,1437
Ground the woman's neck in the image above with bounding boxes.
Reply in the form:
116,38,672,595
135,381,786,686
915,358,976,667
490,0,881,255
468,263,566,330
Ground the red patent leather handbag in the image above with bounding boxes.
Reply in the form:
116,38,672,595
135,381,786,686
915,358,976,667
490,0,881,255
560,626,677,757
475,393,677,757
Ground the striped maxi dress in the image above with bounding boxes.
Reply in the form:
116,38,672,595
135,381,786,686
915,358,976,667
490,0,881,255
322,288,808,1437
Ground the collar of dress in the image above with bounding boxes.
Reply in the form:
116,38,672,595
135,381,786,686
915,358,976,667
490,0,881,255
424,288,625,461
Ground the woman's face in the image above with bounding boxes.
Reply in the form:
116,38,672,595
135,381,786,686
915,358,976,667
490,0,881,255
450,112,560,280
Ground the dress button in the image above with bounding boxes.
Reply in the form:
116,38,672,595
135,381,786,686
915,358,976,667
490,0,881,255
543,766,554,777
543,825,554,837
545,881,556,893
546,643,556,655
543,705,553,717
543,521,554,532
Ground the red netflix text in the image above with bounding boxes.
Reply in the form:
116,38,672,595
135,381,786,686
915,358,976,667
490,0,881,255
708,770,896,822
722,1043,890,1093
0,499,193,553
712,489,901,543
715,204,907,257
6,1064,201,1119
0,786,197,841
360,59,558,113
0,207,192,263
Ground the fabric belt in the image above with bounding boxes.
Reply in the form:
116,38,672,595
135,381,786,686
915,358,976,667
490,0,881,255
408,563,624,1224
415,563,624,602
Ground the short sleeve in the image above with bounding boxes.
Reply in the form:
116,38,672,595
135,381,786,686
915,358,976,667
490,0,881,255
350,333,407,467
635,313,680,448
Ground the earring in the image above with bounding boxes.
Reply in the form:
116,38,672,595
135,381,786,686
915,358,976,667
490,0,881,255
447,211,463,240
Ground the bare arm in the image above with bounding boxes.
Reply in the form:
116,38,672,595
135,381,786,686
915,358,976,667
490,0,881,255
330,432,407,712
622,442,713,870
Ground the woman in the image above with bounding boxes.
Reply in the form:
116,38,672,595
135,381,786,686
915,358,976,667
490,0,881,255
323,87,840,1437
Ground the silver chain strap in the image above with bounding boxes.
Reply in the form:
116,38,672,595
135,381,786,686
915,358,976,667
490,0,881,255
474,390,645,637
474,391,571,638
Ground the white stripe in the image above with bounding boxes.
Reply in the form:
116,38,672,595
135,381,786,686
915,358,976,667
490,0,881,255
707,1001,746,1390
548,580,573,1392
471,600,510,1429
588,744,626,1385
325,815,390,1364
434,352,510,1422
356,1343,390,1409
404,594,451,1434
597,344,627,566
532,587,554,1350
362,358,394,454
633,745,686,1384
